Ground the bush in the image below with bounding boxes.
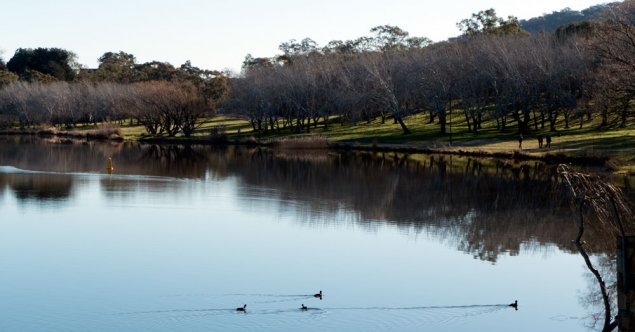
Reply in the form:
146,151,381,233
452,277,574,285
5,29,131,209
270,136,330,149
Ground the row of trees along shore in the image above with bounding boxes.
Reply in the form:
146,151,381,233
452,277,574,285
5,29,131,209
0,52,229,136
226,3,635,135
1,2,635,137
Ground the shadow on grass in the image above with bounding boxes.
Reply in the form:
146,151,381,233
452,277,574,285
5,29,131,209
556,135,635,151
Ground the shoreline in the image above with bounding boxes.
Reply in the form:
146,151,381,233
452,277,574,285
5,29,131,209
131,135,616,169
1,130,620,171
0,127,124,141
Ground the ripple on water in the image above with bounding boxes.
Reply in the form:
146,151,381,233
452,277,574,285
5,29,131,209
114,302,510,331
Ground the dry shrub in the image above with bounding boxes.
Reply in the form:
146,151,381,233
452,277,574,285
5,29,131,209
43,123,126,141
207,125,227,142
210,125,226,137
242,135,258,146
37,126,59,136
271,136,330,150
86,124,124,140
559,164,633,236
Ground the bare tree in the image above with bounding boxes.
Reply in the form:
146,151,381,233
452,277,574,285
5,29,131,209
560,165,632,332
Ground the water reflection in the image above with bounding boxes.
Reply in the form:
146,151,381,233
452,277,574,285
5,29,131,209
580,253,617,330
1,137,629,263
0,172,73,203
2,136,633,331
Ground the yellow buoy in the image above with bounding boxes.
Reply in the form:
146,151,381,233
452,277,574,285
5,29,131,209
107,157,114,174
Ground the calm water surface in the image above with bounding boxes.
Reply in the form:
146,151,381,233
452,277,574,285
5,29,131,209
0,137,626,331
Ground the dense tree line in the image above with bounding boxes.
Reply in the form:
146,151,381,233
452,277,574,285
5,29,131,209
7,48,79,81
1,2,634,138
0,57,19,87
0,81,213,137
0,49,228,135
224,2,635,136
519,2,616,33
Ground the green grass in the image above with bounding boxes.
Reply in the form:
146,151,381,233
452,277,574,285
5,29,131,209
52,111,635,171
59,113,635,152
205,112,635,153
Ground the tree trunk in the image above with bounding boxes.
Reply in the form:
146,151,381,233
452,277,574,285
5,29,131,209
463,109,472,133
513,110,529,135
438,111,446,135
548,110,557,132
601,105,609,127
428,111,436,124
477,111,482,129
579,113,584,129
540,111,545,129
621,101,629,127
522,107,531,135
394,114,410,134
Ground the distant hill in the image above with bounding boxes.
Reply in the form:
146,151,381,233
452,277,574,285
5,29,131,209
519,3,617,33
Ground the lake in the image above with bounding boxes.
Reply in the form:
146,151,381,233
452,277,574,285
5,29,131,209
0,136,628,332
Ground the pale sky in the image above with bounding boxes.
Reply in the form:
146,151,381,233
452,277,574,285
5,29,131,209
0,0,614,73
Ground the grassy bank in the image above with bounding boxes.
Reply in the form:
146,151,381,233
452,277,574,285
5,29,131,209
3,113,634,173
115,113,634,172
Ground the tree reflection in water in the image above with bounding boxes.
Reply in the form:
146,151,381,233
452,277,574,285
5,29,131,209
580,254,618,331
1,137,634,330
561,166,634,332
0,172,73,203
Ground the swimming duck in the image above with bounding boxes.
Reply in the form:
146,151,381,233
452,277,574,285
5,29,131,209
314,290,323,299
301,304,308,311
509,300,518,310
236,304,247,312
